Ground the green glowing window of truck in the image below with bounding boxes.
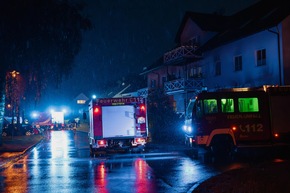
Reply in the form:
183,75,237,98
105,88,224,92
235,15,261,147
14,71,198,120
221,98,234,113
203,99,218,114
238,97,259,112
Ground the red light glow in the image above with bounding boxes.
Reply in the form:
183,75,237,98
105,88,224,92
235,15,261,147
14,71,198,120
97,140,105,145
135,138,145,144
140,105,146,111
232,126,237,131
274,133,279,138
94,107,100,113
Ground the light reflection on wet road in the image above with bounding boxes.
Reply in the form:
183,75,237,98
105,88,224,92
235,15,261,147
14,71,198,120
0,130,235,193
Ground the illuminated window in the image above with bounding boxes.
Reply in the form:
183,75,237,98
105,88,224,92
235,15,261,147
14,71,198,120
203,99,218,114
256,49,266,66
77,100,86,104
221,98,234,113
234,55,242,71
238,97,259,112
173,100,177,112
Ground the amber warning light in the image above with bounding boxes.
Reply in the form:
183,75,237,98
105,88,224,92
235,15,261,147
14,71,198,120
232,126,237,131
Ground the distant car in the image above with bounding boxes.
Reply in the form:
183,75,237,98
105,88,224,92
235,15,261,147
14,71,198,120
21,124,35,135
2,124,34,136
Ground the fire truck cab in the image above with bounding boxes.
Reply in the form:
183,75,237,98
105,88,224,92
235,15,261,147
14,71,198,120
184,85,290,158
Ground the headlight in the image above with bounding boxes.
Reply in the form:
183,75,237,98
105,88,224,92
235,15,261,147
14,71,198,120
183,125,192,132
183,125,187,131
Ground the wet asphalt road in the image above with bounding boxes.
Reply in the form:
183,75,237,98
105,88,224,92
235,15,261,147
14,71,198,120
0,130,246,193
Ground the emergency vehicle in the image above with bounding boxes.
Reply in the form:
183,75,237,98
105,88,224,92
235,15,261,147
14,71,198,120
183,85,290,157
88,97,148,156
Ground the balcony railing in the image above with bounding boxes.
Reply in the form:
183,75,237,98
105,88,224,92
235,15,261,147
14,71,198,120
137,88,149,97
164,78,204,93
163,45,201,64
137,88,164,98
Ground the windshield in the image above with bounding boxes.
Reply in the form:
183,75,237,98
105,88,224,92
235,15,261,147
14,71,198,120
185,99,195,119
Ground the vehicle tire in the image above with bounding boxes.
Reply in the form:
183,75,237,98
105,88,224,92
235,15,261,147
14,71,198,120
210,135,235,159
25,131,32,136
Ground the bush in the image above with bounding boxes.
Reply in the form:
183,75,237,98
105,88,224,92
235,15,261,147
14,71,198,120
147,91,184,144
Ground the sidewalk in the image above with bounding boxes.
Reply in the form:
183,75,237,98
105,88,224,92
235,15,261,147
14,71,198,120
0,135,44,168
0,123,89,169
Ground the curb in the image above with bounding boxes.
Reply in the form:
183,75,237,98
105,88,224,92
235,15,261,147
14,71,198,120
0,138,44,170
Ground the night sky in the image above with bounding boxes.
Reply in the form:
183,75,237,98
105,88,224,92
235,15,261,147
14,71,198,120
40,0,259,109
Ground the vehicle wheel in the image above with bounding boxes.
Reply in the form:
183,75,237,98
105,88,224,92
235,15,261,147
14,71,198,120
210,136,235,159
26,131,32,136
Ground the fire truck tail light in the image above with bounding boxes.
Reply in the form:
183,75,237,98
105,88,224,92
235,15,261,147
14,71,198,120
97,140,106,146
134,138,146,144
94,107,100,114
140,105,146,111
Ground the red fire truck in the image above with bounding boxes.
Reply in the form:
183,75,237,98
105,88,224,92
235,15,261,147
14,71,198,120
88,97,148,156
183,85,290,158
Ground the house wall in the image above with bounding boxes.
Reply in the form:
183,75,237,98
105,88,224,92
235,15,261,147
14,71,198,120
282,15,290,85
145,13,290,116
202,28,280,89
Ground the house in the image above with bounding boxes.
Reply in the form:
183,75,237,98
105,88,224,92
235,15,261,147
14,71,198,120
140,0,290,116
72,93,90,119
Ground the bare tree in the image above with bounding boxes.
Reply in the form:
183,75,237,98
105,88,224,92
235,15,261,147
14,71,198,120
0,0,92,145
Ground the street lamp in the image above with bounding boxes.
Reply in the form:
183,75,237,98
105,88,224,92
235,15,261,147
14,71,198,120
9,70,20,138
10,70,19,78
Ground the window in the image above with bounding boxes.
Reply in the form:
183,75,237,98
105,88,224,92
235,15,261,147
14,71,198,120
173,100,177,112
215,57,221,76
234,55,242,71
194,100,203,118
162,77,167,86
256,49,266,66
203,99,218,114
189,66,202,78
238,97,259,112
150,79,156,88
189,67,194,78
184,36,199,47
77,100,86,104
221,98,234,113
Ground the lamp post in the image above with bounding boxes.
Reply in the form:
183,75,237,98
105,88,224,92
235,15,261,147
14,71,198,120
9,70,20,139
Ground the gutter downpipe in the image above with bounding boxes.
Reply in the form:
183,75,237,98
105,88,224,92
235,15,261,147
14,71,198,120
268,26,283,86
